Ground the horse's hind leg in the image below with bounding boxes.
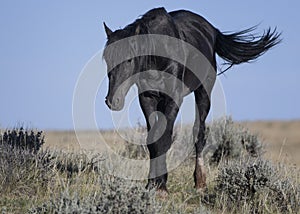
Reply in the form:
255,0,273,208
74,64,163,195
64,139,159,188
193,86,211,190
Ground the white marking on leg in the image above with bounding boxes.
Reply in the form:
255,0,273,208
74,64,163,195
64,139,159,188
197,157,204,167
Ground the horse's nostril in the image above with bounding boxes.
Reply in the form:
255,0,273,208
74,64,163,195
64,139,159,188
115,97,120,105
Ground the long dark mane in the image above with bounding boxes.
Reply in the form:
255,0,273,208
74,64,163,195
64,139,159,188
103,8,181,70
125,8,179,36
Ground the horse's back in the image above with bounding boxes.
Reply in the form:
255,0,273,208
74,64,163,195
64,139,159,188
169,10,217,59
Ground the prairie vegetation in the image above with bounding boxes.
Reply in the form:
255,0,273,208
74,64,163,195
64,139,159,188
0,118,299,213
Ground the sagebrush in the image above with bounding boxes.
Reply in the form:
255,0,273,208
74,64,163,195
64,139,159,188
0,120,299,214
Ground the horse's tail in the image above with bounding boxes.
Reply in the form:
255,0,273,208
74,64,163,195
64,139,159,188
215,26,281,74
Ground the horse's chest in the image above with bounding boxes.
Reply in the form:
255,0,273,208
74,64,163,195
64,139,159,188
138,70,176,93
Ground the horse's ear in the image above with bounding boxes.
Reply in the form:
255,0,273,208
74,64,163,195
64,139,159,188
103,22,113,37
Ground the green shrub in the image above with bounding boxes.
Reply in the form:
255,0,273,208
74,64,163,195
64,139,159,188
121,125,148,160
29,176,159,214
0,128,44,153
0,144,53,198
0,129,51,212
121,117,264,164
97,176,159,213
49,151,104,178
204,158,300,213
205,117,264,164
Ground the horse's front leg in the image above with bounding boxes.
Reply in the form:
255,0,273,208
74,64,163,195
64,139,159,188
149,98,182,192
146,112,169,192
139,93,181,192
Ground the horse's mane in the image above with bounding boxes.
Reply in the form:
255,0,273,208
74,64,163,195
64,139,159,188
125,8,177,35
103,8,180,70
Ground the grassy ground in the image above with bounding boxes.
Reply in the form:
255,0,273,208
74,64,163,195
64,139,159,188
242,121,300,165
44,120,300,165
1,119,299,213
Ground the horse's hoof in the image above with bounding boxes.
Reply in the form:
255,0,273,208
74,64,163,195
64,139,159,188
195,183,207,194
195,187,206,194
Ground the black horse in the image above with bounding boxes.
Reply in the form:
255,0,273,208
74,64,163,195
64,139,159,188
103,8,280,192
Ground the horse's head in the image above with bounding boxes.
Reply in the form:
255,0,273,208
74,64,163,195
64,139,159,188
103,8,174,111
103,23,138,111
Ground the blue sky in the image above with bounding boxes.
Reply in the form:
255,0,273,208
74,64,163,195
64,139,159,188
0,1,299,130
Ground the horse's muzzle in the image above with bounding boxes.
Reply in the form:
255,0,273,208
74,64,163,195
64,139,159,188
105,96,124,111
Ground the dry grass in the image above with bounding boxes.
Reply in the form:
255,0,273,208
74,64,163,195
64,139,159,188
1,120,299,213
44,120,300,166
44,130,126,154
242,121,300,165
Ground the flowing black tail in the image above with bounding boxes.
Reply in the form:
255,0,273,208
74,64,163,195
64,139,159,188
215,27,281,74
